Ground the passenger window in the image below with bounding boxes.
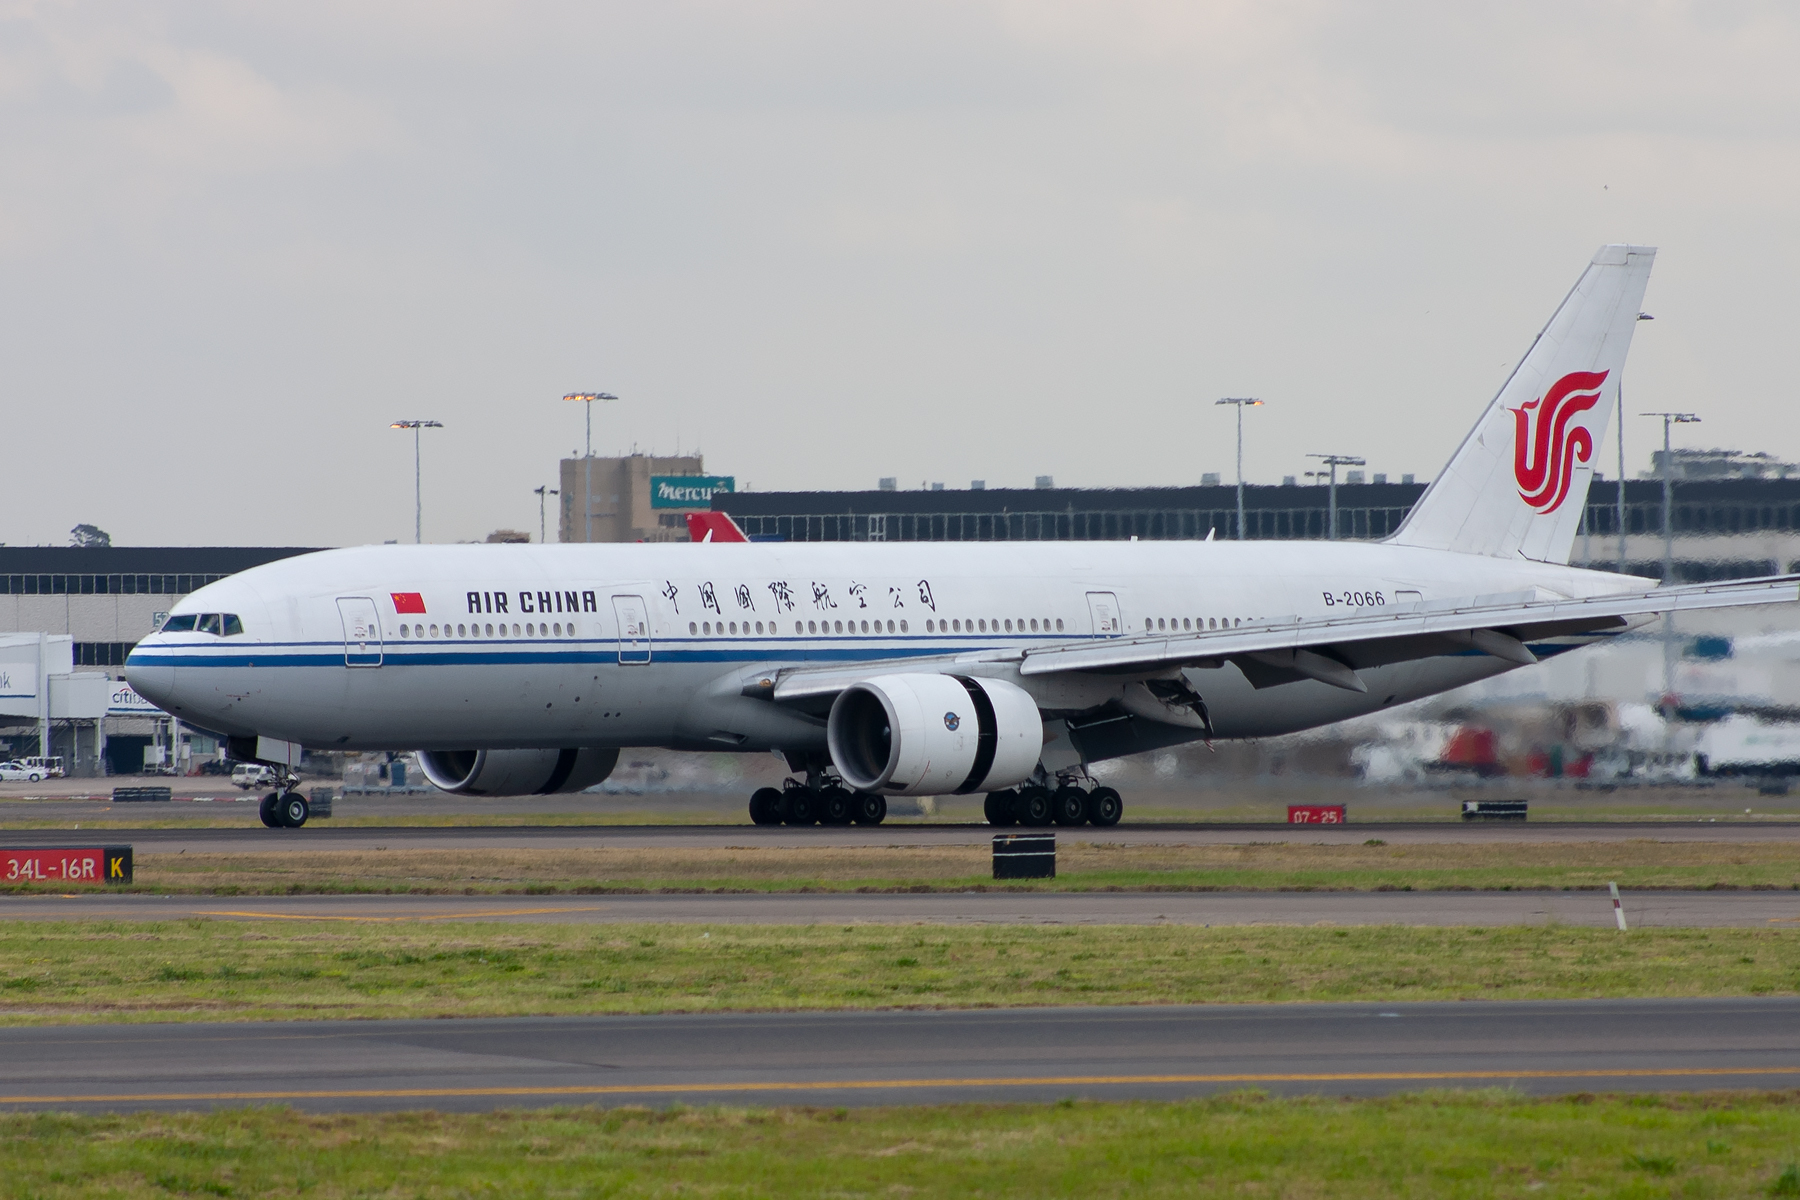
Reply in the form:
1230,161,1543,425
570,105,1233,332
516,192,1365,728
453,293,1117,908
197,614,222,636
399,625,410,639
457,624,467,637
899,620,908,633
689,622,697,635
1055,619,1064,632
485,623,494,637
834,620,843,633
429,624,439,637
221,614,244,636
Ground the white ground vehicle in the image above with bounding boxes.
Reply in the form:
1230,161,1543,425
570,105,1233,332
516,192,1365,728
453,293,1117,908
0,762,45,782
17,756,63,778
231,763,280,790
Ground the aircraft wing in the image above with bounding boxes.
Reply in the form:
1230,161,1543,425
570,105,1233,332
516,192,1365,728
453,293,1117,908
762,574,1800,702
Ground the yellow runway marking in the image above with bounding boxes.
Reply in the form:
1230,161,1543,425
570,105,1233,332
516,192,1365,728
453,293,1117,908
5,1066,1800,1105
192,907,602,923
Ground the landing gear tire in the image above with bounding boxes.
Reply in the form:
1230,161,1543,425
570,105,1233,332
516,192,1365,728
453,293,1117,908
1086,786,1123,827
278,793,309,829
748,787,783,826
851,792,887,826
1016,785,1054,827
983,791,1018,827
258,792,282,828
782,788,820,826
1051,786,1089,826
819,785,856,826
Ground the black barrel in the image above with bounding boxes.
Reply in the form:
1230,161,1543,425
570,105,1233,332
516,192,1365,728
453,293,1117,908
1461,799,1528,821
993,832,1055,879
111,787,172,803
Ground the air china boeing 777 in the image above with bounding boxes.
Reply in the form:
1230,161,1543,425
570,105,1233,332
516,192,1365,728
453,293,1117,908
127,245,1798,829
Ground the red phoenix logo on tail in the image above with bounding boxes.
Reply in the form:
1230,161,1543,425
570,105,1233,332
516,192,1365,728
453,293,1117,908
1512,370,1608,514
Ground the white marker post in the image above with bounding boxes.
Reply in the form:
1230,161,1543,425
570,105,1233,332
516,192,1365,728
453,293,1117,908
1609,881,1628,931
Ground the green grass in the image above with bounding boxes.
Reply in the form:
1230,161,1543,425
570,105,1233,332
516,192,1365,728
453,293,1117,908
0,921,1795,1024
6,1092,1800,1197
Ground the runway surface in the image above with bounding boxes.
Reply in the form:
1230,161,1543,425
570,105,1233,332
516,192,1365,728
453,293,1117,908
1,997,1795,1112
3,889,1794,926
2,820,1798,854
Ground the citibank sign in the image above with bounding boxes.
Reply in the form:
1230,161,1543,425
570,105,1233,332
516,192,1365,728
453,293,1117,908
650,475,735,509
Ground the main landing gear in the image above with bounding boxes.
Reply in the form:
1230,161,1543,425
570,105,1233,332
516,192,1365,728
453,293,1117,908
983,781,1122,828
258,783,310,829
749,778,887,827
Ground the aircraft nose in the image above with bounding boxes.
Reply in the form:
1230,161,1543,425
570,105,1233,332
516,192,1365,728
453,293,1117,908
123,654,178,713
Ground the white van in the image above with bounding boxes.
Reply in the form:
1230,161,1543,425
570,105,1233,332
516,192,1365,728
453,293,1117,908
231,763,279,790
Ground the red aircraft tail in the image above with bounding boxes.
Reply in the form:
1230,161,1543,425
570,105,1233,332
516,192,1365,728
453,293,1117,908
686,512,750,543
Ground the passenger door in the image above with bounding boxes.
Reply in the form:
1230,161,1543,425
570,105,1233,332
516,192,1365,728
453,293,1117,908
1086,591,1123,638
612,594,651,664
337,597,383,667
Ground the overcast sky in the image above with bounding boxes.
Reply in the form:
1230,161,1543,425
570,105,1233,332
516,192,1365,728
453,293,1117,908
3,1,1797,547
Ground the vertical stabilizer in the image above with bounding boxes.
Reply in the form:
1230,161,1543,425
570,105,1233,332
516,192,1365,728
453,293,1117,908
1390,245,1655,562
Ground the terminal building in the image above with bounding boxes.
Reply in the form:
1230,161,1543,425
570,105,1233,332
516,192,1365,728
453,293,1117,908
715,473,1800,583
0,546,316,775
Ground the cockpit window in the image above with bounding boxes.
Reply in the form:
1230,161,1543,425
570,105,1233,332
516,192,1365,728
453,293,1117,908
163,613,244,636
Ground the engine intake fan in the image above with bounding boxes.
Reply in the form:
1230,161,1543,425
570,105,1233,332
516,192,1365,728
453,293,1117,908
827,673,1042,796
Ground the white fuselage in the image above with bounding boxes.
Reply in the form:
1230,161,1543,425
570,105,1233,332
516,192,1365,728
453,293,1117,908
124,539,1648,763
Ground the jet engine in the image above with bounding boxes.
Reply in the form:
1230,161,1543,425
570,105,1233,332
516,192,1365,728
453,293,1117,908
827,674,1043,796
417,748,619,796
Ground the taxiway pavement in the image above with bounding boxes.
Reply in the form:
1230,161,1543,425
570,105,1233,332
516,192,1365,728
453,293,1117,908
1,997,1794,1112
1,889,1793,927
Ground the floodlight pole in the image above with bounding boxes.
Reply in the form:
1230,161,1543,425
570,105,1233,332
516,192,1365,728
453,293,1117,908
1640,409,1699,706
1216,398,1262,540
1641,411,1700,586
1306,453,1365,540
563,392,617,543
1618,313,1654,572
389,420,444,544
534,485,558,544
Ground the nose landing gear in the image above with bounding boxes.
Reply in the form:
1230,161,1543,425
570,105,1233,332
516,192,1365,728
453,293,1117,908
258,777,311,829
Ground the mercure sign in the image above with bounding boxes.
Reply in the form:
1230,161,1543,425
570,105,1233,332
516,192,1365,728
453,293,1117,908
650,475,735,509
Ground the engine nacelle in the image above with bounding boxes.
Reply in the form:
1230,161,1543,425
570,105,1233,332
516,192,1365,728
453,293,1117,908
827,673,1043,796
417,747,619,796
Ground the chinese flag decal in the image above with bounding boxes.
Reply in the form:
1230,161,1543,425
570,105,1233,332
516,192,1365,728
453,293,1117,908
391,593,427,614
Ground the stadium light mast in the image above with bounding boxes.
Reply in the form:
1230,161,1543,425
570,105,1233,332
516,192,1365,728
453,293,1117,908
389,420,444,544
1618,312,1655,571
1306,453,1365,540
1640,411,1700,585
563,392,618,543
1216,398,1263,540
534,484,559,544
1640,409,1699,708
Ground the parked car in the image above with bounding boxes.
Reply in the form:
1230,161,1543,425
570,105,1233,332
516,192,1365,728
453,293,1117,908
0,763,46,782
230,763,279,790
